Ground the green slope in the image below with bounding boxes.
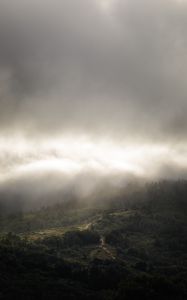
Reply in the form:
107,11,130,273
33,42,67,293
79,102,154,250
0,181,187,299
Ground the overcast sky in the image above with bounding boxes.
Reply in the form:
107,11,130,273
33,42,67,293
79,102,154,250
0,0,187,198
0,0,186,140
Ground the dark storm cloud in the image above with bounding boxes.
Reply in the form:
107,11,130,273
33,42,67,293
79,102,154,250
0,0,187,140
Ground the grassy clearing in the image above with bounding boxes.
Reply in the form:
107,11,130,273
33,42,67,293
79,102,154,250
20,222,94,241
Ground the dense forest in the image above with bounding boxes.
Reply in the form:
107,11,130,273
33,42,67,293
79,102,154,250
0,181,187,299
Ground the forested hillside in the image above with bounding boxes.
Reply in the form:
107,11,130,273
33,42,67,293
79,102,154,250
0,181,187,299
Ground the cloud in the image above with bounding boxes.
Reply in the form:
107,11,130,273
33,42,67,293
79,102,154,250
1,0,187,212
0,0,186,141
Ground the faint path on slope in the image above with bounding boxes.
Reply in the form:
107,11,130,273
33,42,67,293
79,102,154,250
80,220,117,260
99,236,116,260
82,218,116,260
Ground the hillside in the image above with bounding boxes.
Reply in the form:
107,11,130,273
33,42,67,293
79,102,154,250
0,181,187,299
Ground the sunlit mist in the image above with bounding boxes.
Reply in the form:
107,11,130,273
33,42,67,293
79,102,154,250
0,135,187,184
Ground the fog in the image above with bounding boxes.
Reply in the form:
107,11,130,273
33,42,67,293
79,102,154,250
0,0,187,211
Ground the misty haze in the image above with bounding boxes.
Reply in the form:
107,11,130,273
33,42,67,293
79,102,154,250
0,0,187,299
